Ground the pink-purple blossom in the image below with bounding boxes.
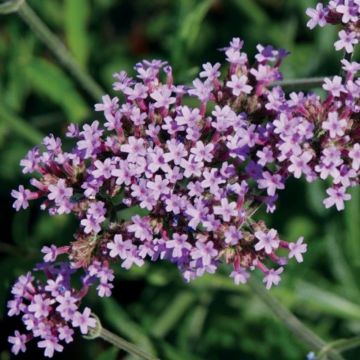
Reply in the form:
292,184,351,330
7,6,360,356
288,237,307,263
72,307,96,335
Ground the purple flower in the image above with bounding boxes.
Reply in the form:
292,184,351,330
127,215,153,241
226,74,252,96
124,83,148,101
254,229,280,254
305,3,327,29
48,179,73,206
323,186,351,211
188,78,212,102
58,326,74,344
147,175,170,200
95,95,119,113
334,30,358,53
121,137,146,158
41,245,58,263
212,105,236,132
349,143,360,171
201,169,225,194
20,148,40,173
180,155,203,178
121,248,144,269
288,151,312,178
263,267,283,289
80,201,106,234
8,331,27,355
190,141,214,163
164,139,188,164
28,294,51,319
230,267,250,285
191,240,218,266
322,76,345,97
76,121,103,158
38,337,64,358
66,123,79,138
213,198,238,222
256,146,274,166
336,1,357,24
80,216,101,234
11,185,33,211
92,158,114,179
112,159,133,186
107,234,133,259
257,171,284,196
56,291,78,321
148,147,170,173
72,307,96,335
166,233,192,258
322,112,347,138
199,62,221,80
224,226,242,245
288,237,307,263
150,85,175,108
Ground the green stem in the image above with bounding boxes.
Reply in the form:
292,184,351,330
85,313,158,360
271,76,326,90
99,328,159,360
318,336,360,359
248,278,345,360
0,101,43,144
16,2,104,101
0,0,23,14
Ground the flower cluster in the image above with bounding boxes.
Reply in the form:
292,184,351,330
307,0,360,53
8,1,360,357
7,261,104,356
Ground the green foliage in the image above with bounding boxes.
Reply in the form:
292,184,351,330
0,0,359,359
64,0,90,67
25,58,89,123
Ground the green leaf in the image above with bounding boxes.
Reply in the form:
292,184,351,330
158,340,199,360
117,206,150,221
5,30,35,111
325,224,360,300
0,103,43,145
100,297,157,356
64,0,90,66
231,0,269,25
12,210,30,246
24,58,89,123
0,0,24,14
179,0,213,50
283,216,315,241
95,347,119,360
182,292,211,343
296,281,360,321
151,291,195,338
318,336,360,359
306,180,326,216
344,187,360,268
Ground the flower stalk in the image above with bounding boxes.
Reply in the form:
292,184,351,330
272,76,327,90
318,336,360,360
8,1,104,101
248,278,345,360
0,0,24,14
84,314,159,360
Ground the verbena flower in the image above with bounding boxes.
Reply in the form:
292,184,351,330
8,0,360,356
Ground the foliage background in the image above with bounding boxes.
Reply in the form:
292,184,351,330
0,0,359,359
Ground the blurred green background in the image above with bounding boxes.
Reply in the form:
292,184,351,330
1,0,360,359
